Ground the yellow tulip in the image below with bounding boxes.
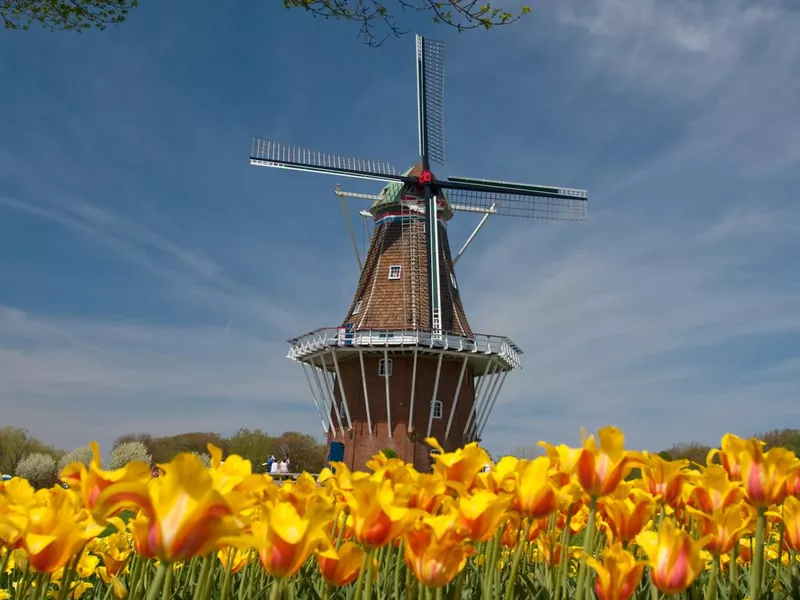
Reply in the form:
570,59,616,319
774,495,800,552
253,501,331,578
737,441,798,507
97,452,241,562
636,519,710,593
456,489,511,541
572,427,641,498
688,504,752,556
511,456,567,519
599,487,655,544
403,514,474,589
642,453,690,507
60,441,151,520
21,487,103,573
316,541,364,587
686,464,742,514
344,478,417,549
425,437,491,493
586,542,646,600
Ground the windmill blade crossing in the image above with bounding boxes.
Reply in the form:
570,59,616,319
250,137,403,184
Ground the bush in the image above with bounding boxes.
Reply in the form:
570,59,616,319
381,448,399,459
15,452,56,489
57,446,94,474
109,441,152,470
192,451,211,468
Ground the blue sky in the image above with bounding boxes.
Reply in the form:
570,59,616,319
1,0,799,458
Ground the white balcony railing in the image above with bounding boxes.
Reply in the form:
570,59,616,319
286,326,523,370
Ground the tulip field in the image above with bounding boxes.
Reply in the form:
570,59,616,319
1,428,800,600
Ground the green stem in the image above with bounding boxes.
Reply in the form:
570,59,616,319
776,519,784,589
268,577,284,600
503,517,528,600
574,497,598,600
434,585,443,600
729,544,738,600
0,548,10,588
394,541,404,598
192,556,213,600
220,549,235,600
704,554,719,600
364,548,378,600
161,564,174,600
451,568,465,600
555,509,573,600
353,548,372,600
145,562,169,600
56,551,83,600
748,507,766,600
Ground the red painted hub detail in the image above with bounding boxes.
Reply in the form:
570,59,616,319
418,170,433,185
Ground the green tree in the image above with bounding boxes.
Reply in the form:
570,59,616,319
274,431,326,474
57,446,94,474
0,427,60,475
1,0,138,32
228,428,276,469
283,0,531,46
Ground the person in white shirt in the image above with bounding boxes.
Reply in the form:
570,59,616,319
270,460,279,475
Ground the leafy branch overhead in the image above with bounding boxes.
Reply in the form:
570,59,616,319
283,0,532,45
1,0,138,31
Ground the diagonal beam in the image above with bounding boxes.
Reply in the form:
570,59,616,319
453,203,495,266
335,185,363,271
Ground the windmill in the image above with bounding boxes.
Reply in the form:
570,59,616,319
250,36,587,470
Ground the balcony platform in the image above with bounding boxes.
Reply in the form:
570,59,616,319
287,326,523,372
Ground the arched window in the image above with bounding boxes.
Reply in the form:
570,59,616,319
432,399,443,419
378,358,392,377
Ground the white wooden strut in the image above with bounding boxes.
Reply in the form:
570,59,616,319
463,359,495,436
331,350,353,429
425,353,444,438
407,348,419,433
476,371,508,440
318,354,347,434
357,349,373,437
384,348,392,438
473,368,504,440
444,354,470,440
300,362,331,434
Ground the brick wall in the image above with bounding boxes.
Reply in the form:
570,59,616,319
326,353,476,471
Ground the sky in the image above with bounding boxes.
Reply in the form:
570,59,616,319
1,0,799,459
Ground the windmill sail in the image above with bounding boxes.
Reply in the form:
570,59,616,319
416,36,446,166
250,138,403,184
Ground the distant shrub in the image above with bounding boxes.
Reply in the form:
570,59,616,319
109,441,152,470
57,446,94,474
192,451,211,468
15,453,56,489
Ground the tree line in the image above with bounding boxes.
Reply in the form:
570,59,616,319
3,424,799,490
0,426,327,488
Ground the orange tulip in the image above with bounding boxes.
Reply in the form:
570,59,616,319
403,514,474,589
786,471,800,499
642,454,689,507
572,427,641,498
316,541,364,586
636,519,709,593
586,542,646,600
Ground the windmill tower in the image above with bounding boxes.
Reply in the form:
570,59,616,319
250,36,588,470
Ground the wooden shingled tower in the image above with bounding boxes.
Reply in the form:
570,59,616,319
250,36,588,470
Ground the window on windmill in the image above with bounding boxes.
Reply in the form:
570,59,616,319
450,273,458,290
378,358,392,377
388,265,402,280
353,300,362,314
432,399,443,419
